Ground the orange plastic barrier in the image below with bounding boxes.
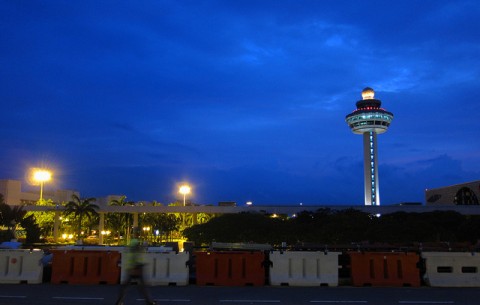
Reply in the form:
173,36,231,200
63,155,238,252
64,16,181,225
349,252,420,287
50,250,121,284
195,251,265,286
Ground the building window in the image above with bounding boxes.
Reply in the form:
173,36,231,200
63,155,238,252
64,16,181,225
454,187,479,205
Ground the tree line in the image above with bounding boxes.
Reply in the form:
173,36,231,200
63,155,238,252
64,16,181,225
183,209,480,248
3,191,480,249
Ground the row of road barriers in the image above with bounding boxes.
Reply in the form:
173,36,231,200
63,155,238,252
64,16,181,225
2,248,480,287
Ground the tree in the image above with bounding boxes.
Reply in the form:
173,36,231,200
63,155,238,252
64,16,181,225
20,214,41,244
63,194,99,240
156,214,180,242
26,198,56,238
0,201,27,240
105,210,125,242
0,195,40,243
109,195,135,242
140,213,181,243
321,209,374,244
183,212,285,246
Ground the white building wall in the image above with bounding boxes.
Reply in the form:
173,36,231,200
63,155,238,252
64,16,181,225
0,179,78,205
0,179,22,205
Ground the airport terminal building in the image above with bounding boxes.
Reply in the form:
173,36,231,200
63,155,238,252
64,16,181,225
425,180,480,206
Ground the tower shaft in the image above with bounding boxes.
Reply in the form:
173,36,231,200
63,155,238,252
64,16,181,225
363,131,380,206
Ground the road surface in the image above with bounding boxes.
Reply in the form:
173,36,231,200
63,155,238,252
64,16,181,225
0,285,478,305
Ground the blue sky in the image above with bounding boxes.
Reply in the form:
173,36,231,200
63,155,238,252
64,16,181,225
1,0,479,205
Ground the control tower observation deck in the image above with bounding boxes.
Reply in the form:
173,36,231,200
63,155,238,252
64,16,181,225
345,88,394,206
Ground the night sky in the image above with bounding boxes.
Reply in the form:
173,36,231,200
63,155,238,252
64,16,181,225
1,1,479,205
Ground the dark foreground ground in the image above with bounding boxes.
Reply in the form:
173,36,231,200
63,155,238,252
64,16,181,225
0,284,479,305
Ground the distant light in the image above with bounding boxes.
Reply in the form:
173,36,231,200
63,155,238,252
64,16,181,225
299,202,303,206
361,87,375,100
33,169,52,183
179,185,191,195
246,201,253,206
31,168,53,202
179,184,191,206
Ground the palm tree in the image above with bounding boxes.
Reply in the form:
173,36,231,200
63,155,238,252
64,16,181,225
109,195,135,242
0,199,27,240
63,194,99,240
105,211,124,243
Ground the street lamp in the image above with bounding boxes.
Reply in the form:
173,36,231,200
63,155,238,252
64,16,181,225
33,169,52,202
179,184,191,206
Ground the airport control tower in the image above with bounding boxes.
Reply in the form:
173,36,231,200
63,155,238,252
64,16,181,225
346,88,394,206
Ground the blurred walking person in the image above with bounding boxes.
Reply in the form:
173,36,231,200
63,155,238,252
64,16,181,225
115,228,156,305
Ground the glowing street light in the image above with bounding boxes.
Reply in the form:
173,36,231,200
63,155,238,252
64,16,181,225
33,169,52,202
179,184,191,206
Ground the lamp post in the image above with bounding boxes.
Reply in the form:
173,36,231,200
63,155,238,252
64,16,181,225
33,169,52,202
179,184,191,206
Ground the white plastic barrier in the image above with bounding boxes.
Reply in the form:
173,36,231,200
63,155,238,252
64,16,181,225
56,245,127,251
422,252,480,287
120,251,189,286
269,251,340,286
57,245,171,252
0,249,44,284
147,246,173,252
